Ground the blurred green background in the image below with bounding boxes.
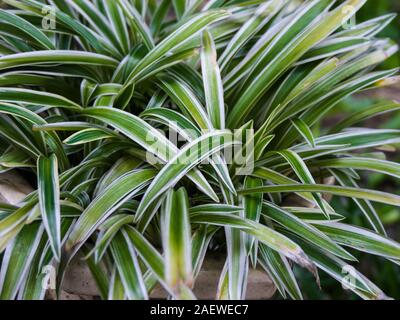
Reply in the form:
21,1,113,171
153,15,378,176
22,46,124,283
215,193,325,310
359,0,400,68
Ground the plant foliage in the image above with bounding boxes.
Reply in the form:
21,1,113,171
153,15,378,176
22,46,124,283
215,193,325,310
0,0,399,300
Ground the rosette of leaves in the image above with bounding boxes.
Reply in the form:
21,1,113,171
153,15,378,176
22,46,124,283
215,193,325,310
0,0,399,300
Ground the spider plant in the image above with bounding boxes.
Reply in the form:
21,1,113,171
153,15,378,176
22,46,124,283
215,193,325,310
0,0,399,300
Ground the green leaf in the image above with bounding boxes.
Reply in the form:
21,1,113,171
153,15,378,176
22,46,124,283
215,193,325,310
38,154,61,261
110,231,148,300
150,0,171,35
292,129,400,156
172,0,186,19
68,0,123,55
291,119,315,148
296,237,389,300
0,88,82,110
0,102,69,170
297,36,371,65
201,30,225,129
243,177,263,263
18,233,48,300
108,267,125,300
3,0,117,55
225,220,247,300
191,212,317,276
124,226,165,283
338,13,396,37
0,201,36,243
191,225,217,278
0,9,55,50
64,128,116,145
0,222,44,299
251,166,315,204
331,169,386,236
218,0,283,71
190,204,243,215
66,169,157,253
313,157,400,180
276,150,328,217
162,188,193,293
332,101,400,133
33,122,94,132
240,184,400,207
141,107,201,140
104,0,130,54
140,107,235,194
158,74,213,129
94,156,142,196
82,108,217,201
218,183,247,300
0,148,34,169
0,0,398,301
124,48,199,86
262,201,355,261
125,226,194,298
135,131,238,230
117,0,154,50
259,244,303,300
283,207,344,223
227,0,367,127
0,50,118,70
216,259,229,300
316,222,400,261
87,214,135,264
124,9,230,86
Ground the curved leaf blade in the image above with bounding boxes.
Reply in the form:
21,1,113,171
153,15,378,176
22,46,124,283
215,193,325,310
38,154,61,261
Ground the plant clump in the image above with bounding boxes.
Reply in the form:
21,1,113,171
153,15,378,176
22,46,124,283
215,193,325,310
0,0,399,300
